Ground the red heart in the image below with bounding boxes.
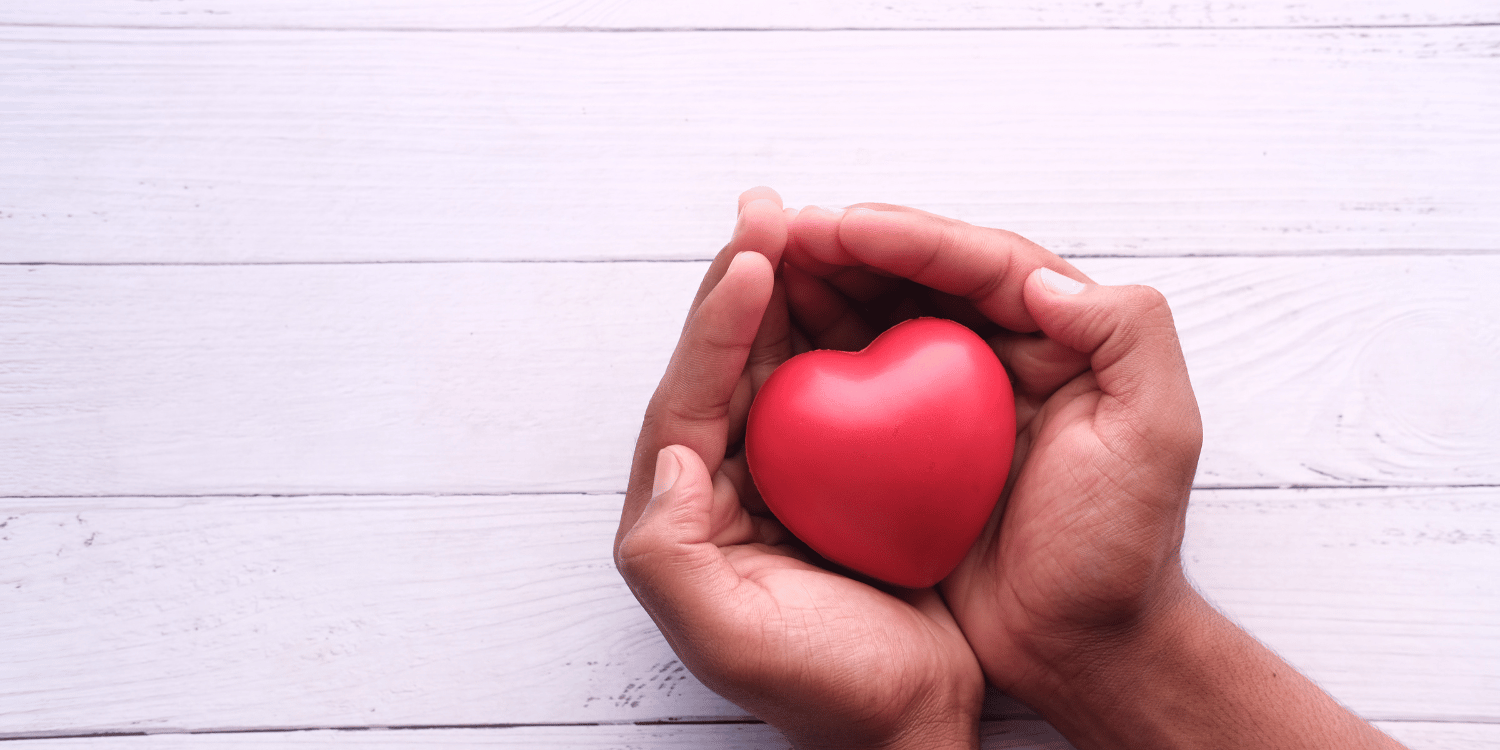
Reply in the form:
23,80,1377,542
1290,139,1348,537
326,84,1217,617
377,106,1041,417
746,317,1016,588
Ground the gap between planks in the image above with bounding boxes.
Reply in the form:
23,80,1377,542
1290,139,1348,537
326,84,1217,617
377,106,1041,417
3,247,1500,268
3,484,1499,500
5,23,1500,32
3,0,1497,32
0,720,1494,750
0,724,1493,750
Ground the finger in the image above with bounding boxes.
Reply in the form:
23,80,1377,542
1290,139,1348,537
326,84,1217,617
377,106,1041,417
821,266,902,304
789,205,1090,332
789,324,812,355
625,251,775,537
746,273,794,391
723,273,801,519
988,330,1093,405
1022,268,1203,487
718,452,771,515
616,446,750,624
843,202,939,215
783,262,878,351
728,271,796,442
787,204,940,271
785,205,856,272
687,189,787,319
739,185,784,214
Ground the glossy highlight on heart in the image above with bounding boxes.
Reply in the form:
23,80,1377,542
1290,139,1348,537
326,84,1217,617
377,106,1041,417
746,317,1016,588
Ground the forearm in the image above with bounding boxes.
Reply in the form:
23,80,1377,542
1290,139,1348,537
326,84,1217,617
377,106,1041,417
1016,587,1407,750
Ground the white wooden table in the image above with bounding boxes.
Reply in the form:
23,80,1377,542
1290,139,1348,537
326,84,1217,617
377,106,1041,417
2,2,1497,748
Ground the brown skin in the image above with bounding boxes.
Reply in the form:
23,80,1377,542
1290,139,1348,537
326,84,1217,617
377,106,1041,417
615,190,1409,750
615,188,982,750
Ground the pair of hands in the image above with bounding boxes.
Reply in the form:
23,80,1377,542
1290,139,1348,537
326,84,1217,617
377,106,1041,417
613,188,1203,749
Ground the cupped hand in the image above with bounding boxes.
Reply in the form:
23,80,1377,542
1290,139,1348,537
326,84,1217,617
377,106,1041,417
783,204,1203,701
614,190,984,750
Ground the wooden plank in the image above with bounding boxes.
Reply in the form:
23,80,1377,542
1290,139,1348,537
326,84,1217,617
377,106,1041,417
1083,255,1500,491
2,26,1496,262
1375,721,1500,750
3,0,1494,30
0,262,695,497
8,722,1500,750
0,487,1493,736
2,257,1497,497
0,493,1018,736
1183,488,1500,723
6,721,1498,750
0,495,686,735
0,721,1077,749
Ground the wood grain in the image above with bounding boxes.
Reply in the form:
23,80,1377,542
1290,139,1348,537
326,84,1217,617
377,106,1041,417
1083,256,1500,490
1376,721,1500,750
0,722,1079,749
1,721,1497,750
4,5,1491,748
2,721,1494,749
2,26,1496,262
2,257,1497,497
0,487,1492,737
0,262,695,496
3,0,1495,30
1183,488,1500,722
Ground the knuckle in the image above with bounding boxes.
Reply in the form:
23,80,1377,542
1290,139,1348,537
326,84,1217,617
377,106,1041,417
1118,284,1173,323
614,527,664,583
644,376,735,432
661,397,731,430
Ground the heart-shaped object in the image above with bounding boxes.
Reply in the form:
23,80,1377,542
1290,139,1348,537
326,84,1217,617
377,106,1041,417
746,317,1016,588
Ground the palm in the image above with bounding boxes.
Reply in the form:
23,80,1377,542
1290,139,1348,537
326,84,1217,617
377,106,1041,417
943,382,1115,657
763,259,1182,690
711,526,983,740
942,339,1196,692
711,286,982,738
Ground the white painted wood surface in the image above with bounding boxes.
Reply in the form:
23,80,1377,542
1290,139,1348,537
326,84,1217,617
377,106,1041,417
3,0,1496,30
0,721,1493,750
0,488,1494,737
2,257,1496,496
0,722,1085,749
3,26,1497,262
2,1,1496,747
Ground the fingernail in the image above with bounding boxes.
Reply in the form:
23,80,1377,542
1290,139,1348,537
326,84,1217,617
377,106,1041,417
724,248,762,277
651,447,682,501
844,206,876,213
1037,267,1086,295
799,205,843,220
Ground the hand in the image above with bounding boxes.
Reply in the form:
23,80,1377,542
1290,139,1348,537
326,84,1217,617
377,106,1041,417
782,202,1192,686
785,203,1407,750
615,189,984,750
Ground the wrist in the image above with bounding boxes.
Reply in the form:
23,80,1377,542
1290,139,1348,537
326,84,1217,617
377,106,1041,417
1018,570,1205,705
870,708,980,750
1005,582,1406,750
780,688,981,750
787,723,978,750
1007,581,1215,749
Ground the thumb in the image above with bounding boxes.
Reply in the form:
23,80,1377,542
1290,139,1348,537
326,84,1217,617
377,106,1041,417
1022,267,1202,461
615,445,744,627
